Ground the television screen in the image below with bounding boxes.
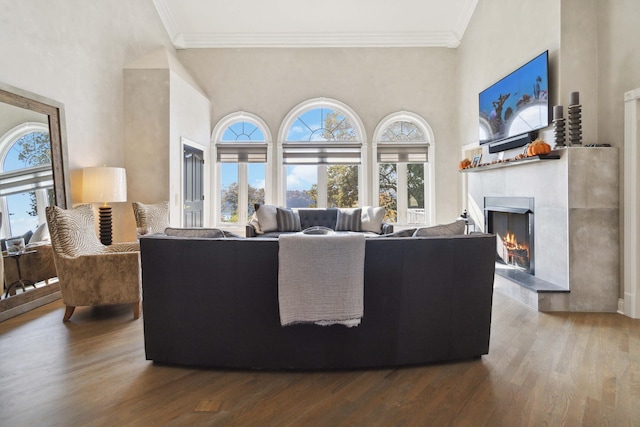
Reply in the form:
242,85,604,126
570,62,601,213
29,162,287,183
479,51,549,146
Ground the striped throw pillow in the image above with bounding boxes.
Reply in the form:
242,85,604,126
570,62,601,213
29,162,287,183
336,208,362,231
276,208,301,232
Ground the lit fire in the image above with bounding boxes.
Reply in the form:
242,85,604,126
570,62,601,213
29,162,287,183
502,232,529,257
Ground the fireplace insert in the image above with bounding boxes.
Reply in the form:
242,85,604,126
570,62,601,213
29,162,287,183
485,197,534,274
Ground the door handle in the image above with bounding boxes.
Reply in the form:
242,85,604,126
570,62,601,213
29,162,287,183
183,205,190,209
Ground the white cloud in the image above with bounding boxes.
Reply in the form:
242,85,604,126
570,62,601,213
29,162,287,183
252,178,266,189
286,165,316,190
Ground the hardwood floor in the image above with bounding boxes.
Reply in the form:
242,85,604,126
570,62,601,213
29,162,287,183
1,289,639,426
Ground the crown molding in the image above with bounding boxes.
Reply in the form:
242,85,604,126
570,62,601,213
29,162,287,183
153,0,179,43
453,0,478,42
172,31,461,49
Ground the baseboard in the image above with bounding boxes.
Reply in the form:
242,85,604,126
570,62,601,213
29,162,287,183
0,290,61,322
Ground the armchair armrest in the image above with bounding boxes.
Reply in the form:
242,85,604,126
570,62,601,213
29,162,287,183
104,242,140,252
56,251,141,306
381,223,394,234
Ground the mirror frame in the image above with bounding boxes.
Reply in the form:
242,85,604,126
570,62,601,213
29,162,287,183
0,82,70,320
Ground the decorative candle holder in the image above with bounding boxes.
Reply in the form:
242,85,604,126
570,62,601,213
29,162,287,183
553,118,566,147
568,104,582,146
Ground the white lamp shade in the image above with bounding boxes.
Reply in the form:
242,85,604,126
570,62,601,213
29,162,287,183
82,167,127,203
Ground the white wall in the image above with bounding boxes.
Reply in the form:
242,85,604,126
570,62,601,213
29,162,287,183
0,0,174,241
596,0,640,147
456,0,561,148
457,0,640,302
3,0,639,244
177,47,461,223
123,49,210,240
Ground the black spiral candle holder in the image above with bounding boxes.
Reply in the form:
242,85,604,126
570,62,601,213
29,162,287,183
568,92,582,146
552,105,566,148
553,118,566,147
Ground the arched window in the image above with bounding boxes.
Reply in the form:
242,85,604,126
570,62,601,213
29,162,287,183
212,112,271,226
373,112,435,225
507,102,547,136
278,98,367,208
0,122,53,238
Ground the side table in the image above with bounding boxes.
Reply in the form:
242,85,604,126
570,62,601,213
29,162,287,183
2,250,37,297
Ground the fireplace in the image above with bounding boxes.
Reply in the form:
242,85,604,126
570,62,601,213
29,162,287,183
485,197,534,274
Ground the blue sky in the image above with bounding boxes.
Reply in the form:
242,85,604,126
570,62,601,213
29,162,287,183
3,144,40,236
220,110,334,194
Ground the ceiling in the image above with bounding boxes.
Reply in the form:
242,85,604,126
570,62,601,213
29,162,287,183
152,0,478,49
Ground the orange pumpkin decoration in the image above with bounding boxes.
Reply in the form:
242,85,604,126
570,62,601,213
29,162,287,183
526,140,551,157
459,158,472,169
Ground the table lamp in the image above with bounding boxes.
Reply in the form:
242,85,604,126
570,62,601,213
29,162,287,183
81,166,127,245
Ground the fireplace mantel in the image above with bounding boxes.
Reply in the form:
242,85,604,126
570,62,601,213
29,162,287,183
467,147,619,312
460,151,561,173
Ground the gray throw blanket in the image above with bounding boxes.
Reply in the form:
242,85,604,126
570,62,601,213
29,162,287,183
278,233,366,327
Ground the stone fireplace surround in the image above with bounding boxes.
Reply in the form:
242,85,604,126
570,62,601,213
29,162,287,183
467,147,619,312
485,196,535,275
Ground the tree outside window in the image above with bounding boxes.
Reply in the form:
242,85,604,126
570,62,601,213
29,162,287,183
285,108,361,208
215,117,269,225
1,130,52,235
375,118,429,224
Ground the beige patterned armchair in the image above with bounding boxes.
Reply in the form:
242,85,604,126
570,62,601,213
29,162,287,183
132,201,170,237
46,204,141,322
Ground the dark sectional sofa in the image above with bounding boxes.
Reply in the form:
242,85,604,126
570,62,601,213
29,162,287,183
140,233,496,370
246,207,394,237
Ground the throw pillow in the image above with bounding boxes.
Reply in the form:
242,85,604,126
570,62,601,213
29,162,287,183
30,222,50,243
276,207,301,232
336,208,362,231
249,212,263,234
164,227,226,238
254,204,278,233
360,206,386,233
45,204,104,257
132,201,169,235
412,220,465,237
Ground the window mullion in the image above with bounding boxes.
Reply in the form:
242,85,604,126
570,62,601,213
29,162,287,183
238,163,248,225
317,165,327,208
397,163,408,224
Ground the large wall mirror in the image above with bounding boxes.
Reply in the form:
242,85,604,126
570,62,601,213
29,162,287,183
0,82,70,321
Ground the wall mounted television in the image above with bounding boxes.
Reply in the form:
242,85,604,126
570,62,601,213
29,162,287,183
479,51,549,152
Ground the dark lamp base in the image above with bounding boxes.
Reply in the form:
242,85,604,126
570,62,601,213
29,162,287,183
98,205,113,246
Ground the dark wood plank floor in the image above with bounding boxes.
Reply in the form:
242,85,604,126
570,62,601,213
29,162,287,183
1,288,639,426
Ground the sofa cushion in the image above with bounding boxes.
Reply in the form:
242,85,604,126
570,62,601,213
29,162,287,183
255,204,279,233
372,228,417,238
298,208,338,230
413,220,465,237
361,206,385,233
165,227,226,238
276,208,301,232
336,208,362,231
